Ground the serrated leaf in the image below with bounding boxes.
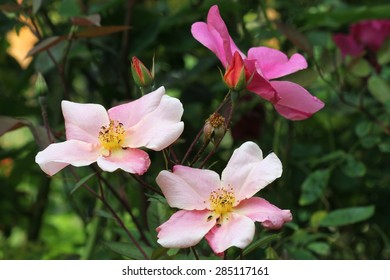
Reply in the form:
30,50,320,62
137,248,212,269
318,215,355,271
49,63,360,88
299,169,331,206
368,75,390,104
27,36,66,57
319,205,375,227
70,172,96,195
103,241,151,260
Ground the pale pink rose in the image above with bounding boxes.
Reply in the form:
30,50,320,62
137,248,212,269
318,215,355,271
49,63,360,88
191,5,324,120
35,87,184,176
156,141,292,255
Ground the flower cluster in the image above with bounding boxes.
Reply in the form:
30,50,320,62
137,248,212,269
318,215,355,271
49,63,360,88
34,5,323,257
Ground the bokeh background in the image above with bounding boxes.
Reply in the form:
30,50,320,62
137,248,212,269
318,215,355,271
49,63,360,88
1,0,390,259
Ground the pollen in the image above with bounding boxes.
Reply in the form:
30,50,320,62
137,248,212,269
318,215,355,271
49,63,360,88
209,187,235,216
98,120,126,151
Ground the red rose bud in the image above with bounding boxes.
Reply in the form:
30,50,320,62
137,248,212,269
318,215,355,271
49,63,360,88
223,51,249,92
131,56,154,87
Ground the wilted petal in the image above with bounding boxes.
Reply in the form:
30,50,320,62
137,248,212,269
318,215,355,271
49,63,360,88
271,81,325,121
35,140,100,176
96,148,150,175
235,197,292,229
221,141,282,202
156,166,221,210
191,5,244,67
62,101,109,144
205,213,255,254
248,47,307,80
107,87,165,129
125,94,184,151
157,209,215,248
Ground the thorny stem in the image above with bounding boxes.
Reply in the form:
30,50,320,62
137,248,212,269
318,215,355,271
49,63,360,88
69,168,149,259
129,174,163,196
92,167,151,245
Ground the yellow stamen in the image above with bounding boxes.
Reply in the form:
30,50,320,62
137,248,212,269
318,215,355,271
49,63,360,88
208,187,236,226
98,120,126,151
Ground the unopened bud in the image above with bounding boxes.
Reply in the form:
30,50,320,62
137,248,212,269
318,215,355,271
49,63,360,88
223,51,249,92
131,56,154,87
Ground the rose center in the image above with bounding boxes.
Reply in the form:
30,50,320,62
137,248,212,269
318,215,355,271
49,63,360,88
210,186,235,213
98,120,125,151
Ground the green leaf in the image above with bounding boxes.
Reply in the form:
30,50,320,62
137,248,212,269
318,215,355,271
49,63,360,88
307,242,330,256
377,37,390,65
349,58,371,78
368,75,390,105
319,205,375,227
239,234,281,259
342,155,366,178
299,169,330,206
355,121,372,138
70,172,96,195
265,246,279,260
58,0,81,17
103,241,151,260
32,0,43,14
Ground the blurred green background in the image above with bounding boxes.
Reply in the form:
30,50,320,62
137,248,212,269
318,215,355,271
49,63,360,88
1,0,390,259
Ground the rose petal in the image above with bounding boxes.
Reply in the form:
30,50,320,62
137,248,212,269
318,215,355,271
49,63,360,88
157,209,215,248
35,140,100,176
245,59,277,101
62,101,109,144
205,213,255,254
156,165,221,210
125,94,184,151
221,141,282,202
191,5,244,67
235,197,292,229
248,47,307,80
96,148,150,175
107,87,165,129
271,81,325,121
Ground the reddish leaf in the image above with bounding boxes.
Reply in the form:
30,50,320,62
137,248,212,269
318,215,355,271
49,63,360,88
276,21,314,57
71,14,101,27
26,36,66,57
75,26,130,38
0,116,27,137
0,3,21,13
